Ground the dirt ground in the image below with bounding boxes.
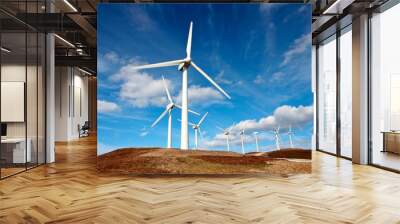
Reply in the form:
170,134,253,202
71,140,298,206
248,148,312,159
97,148,311,176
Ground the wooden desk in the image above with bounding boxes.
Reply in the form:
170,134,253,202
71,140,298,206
382,131,400,154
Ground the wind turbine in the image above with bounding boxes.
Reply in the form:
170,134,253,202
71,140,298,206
132,21,231,150
273,127,281,150
151,76,199,148
240,129,245,154
188,112,208,149
253,132,260,152
287,125,294,148
217,126,233,152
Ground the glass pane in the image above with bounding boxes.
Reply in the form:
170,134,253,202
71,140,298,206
1,30,27,177
318,36,337,154
371,3,400,171
340,28,352,158
27,30,38,169
38,32,45,165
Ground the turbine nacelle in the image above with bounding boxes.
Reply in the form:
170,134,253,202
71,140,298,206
218,125,234,137
178,58,192,71
166,103,174,111
217,125,233,152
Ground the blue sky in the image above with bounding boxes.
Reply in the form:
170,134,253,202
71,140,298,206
97,3,313,155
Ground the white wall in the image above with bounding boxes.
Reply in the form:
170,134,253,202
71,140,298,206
1,63,46,164
55,67,89,141
1,65,39,138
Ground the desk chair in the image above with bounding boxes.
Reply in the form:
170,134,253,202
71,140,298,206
78,121,90,138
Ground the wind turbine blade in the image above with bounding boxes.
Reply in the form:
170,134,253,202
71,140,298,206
151,109,169,128
132,59,184,70
162,76,173,103
198,112,208,126
228,124,234,132
216,126,224,131
178,118,196,126
191,62,231,99
186,21,193,58
188,109,200,116
198,127,204,139
175,104,200,116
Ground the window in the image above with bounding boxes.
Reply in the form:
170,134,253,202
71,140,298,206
370,3,400,171
339,26,352,158
317,35,337,154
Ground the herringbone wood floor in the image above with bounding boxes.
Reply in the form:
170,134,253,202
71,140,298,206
1,136,400,224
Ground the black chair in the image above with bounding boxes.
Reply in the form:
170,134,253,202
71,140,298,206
78,121,90,138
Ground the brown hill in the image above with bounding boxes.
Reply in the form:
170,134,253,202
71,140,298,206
97,148,311,175
247,148,311,159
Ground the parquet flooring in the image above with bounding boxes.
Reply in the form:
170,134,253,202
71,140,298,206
1,135,400,223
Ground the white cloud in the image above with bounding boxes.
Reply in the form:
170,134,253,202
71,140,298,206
203,130,274,148
175,85,225,107
254,72,284,85
110,61,227,109
110,63,172,108
203,104,313,147
104,51,120,64
270,72,285,82
254,75,266,85
215,70,233,85
280,34,310,67
98,51,125,73
129,7,157,31
140,131,149,137
139,126,149,137
98,100,120,113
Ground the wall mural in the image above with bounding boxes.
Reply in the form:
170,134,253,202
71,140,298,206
97,3,313,175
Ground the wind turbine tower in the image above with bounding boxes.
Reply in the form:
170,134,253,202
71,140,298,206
253,132,260,152
132,21,231,149
188,112,208,149
217,126,233,152
240,129,245,154
287,125,294,148
150,76,199,148
273,127,281,150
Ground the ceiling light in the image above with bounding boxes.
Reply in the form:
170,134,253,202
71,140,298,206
54,34,75,48
63,0,78,12
1,47,11,53
78,67,93,76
